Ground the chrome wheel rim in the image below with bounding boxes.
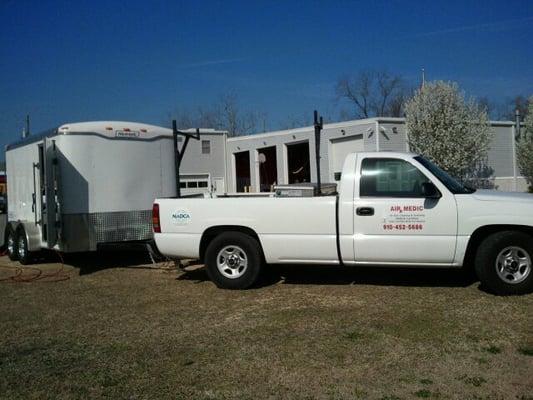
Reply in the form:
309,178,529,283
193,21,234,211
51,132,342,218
17,236,26,259
7,234,14,255
216,245,248,279
495,246,531,284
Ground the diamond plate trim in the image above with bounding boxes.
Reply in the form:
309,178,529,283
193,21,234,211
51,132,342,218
88,210,153,243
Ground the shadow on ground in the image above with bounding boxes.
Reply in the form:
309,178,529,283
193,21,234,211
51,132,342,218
178,264,478,289
25,248,478,289
35,248,160,275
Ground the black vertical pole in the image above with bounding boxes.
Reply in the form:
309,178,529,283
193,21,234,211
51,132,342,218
172,123,200,198
314,110,323,195
172,120,181,197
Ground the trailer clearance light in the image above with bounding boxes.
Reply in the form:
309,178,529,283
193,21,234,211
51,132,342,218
152,203,161,233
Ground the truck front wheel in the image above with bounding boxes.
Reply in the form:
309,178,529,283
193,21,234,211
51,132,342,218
475,231,533,295
204,232,263,289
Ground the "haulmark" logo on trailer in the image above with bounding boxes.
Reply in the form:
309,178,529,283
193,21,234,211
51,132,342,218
171,210,191,225
115,130,140,138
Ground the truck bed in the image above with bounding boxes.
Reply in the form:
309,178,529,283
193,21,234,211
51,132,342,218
155,196,339,264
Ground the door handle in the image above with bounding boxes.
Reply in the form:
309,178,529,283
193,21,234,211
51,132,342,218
356,207,374,216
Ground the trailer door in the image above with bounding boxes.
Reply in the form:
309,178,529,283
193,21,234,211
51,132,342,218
41,138,60,248
33,144,44,228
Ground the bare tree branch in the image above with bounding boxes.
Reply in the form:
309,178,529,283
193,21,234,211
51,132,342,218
335,70,406,118
166,91,269,136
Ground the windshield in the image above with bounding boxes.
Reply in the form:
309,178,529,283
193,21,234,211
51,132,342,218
414,156,475,194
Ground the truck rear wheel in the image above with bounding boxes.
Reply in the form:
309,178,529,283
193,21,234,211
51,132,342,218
204,232,263,289
6,228,18,261
475,231,533,295
16,227,33,265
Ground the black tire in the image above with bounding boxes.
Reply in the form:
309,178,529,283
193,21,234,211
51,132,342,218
16,227,33,265
204,232,263,289
475,231,533,295
6,228,18,261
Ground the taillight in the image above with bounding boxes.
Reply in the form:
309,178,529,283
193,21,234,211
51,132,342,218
152,203,161,233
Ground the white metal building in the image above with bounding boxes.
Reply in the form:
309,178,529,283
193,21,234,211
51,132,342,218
181,117,527,194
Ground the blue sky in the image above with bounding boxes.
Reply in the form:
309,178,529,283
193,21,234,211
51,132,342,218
1,0,532,154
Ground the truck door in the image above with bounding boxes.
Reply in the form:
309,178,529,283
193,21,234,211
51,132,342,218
353,157,457,264
40,138,61,248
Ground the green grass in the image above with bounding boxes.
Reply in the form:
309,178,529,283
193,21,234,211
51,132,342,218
518,346,533,356
1,255,532,399
484,345,502,354
345,329,365,341
414,389,432,398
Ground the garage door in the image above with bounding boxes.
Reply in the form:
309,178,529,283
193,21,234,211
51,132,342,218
330,134,364,181
180,174,211,195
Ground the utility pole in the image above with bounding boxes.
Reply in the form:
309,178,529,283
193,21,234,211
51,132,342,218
515,109,521,139
22,115,30,138
421,68,425,88
313,110,323,195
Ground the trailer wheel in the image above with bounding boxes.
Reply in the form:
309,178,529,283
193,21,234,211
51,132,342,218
6,227,18,261
16,227,33,265
475,231,533,295
204,232,263,289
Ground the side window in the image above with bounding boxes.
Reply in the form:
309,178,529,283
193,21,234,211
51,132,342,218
360,158,430,197
201,140,210,154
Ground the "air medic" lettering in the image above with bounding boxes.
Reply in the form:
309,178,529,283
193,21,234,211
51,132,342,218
390,205,424,212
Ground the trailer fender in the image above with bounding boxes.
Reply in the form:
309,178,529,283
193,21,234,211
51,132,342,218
14,222,42,252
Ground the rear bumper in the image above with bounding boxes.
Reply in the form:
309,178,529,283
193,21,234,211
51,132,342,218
154,232,201,259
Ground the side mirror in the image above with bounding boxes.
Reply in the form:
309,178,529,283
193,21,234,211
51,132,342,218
421,182,441,199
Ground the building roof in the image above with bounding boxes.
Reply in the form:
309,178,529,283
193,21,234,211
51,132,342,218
227,117,519,142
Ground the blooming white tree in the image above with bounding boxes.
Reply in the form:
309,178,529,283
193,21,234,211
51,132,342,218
516,97,533,192
405,81,492,183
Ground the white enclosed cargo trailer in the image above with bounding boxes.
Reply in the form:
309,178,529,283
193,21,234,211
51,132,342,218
5,121,182,263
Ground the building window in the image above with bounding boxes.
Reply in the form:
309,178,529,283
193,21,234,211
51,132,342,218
202,140,210,154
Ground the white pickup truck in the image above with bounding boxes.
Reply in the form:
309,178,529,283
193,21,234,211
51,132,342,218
153,152,533,295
